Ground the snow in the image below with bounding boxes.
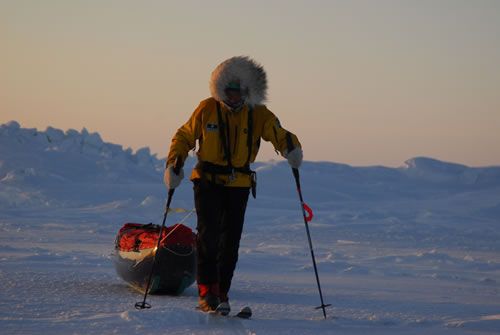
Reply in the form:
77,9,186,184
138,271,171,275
1,121,499,334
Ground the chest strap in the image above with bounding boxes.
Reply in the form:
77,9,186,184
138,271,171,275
216,101,253,167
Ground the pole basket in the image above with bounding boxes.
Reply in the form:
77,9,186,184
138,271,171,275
135,302,151,310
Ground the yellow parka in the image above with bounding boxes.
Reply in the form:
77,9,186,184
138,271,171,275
167,97,300,187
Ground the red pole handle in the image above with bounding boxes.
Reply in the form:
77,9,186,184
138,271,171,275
303,203,314,222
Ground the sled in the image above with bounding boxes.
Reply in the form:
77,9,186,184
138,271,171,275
113,223,196,295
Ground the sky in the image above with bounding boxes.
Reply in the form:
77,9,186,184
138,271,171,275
1,0,499,167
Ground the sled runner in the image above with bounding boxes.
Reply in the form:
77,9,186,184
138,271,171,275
114,222,196,295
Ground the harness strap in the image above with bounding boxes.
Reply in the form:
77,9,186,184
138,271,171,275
216,101,230,164
215,101,254,168
246,105,253,165
210,102,257,198
197,161,252,175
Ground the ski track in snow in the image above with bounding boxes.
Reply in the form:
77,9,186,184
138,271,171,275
1,121,500,334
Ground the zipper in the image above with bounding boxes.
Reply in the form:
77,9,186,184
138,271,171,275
233,125,238,155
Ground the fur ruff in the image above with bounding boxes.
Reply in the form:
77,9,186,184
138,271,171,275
209,56,267,107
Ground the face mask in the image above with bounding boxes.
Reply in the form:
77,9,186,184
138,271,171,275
224,88,245,110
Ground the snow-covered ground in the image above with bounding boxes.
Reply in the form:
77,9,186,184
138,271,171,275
1,121,499,334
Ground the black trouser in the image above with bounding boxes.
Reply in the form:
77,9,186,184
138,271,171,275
193,179,250,296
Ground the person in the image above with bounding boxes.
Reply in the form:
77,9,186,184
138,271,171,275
164,56,303,313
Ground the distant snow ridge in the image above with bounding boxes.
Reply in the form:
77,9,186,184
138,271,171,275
2,121,160,165
0,121,163,185
1,120,500,210
400,157,500,185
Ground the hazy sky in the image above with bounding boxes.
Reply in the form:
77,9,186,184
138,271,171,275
2,0,499,166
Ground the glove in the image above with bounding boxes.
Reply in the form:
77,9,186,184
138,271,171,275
164,165,184,189
285,147,303,169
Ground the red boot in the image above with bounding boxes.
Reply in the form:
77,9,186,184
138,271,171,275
198,283,220,312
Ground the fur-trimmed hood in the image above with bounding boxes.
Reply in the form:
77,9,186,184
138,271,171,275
209,56,268,107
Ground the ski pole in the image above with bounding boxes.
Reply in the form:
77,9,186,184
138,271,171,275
286,133,331,319
159,208,195,245
135,157,183,310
